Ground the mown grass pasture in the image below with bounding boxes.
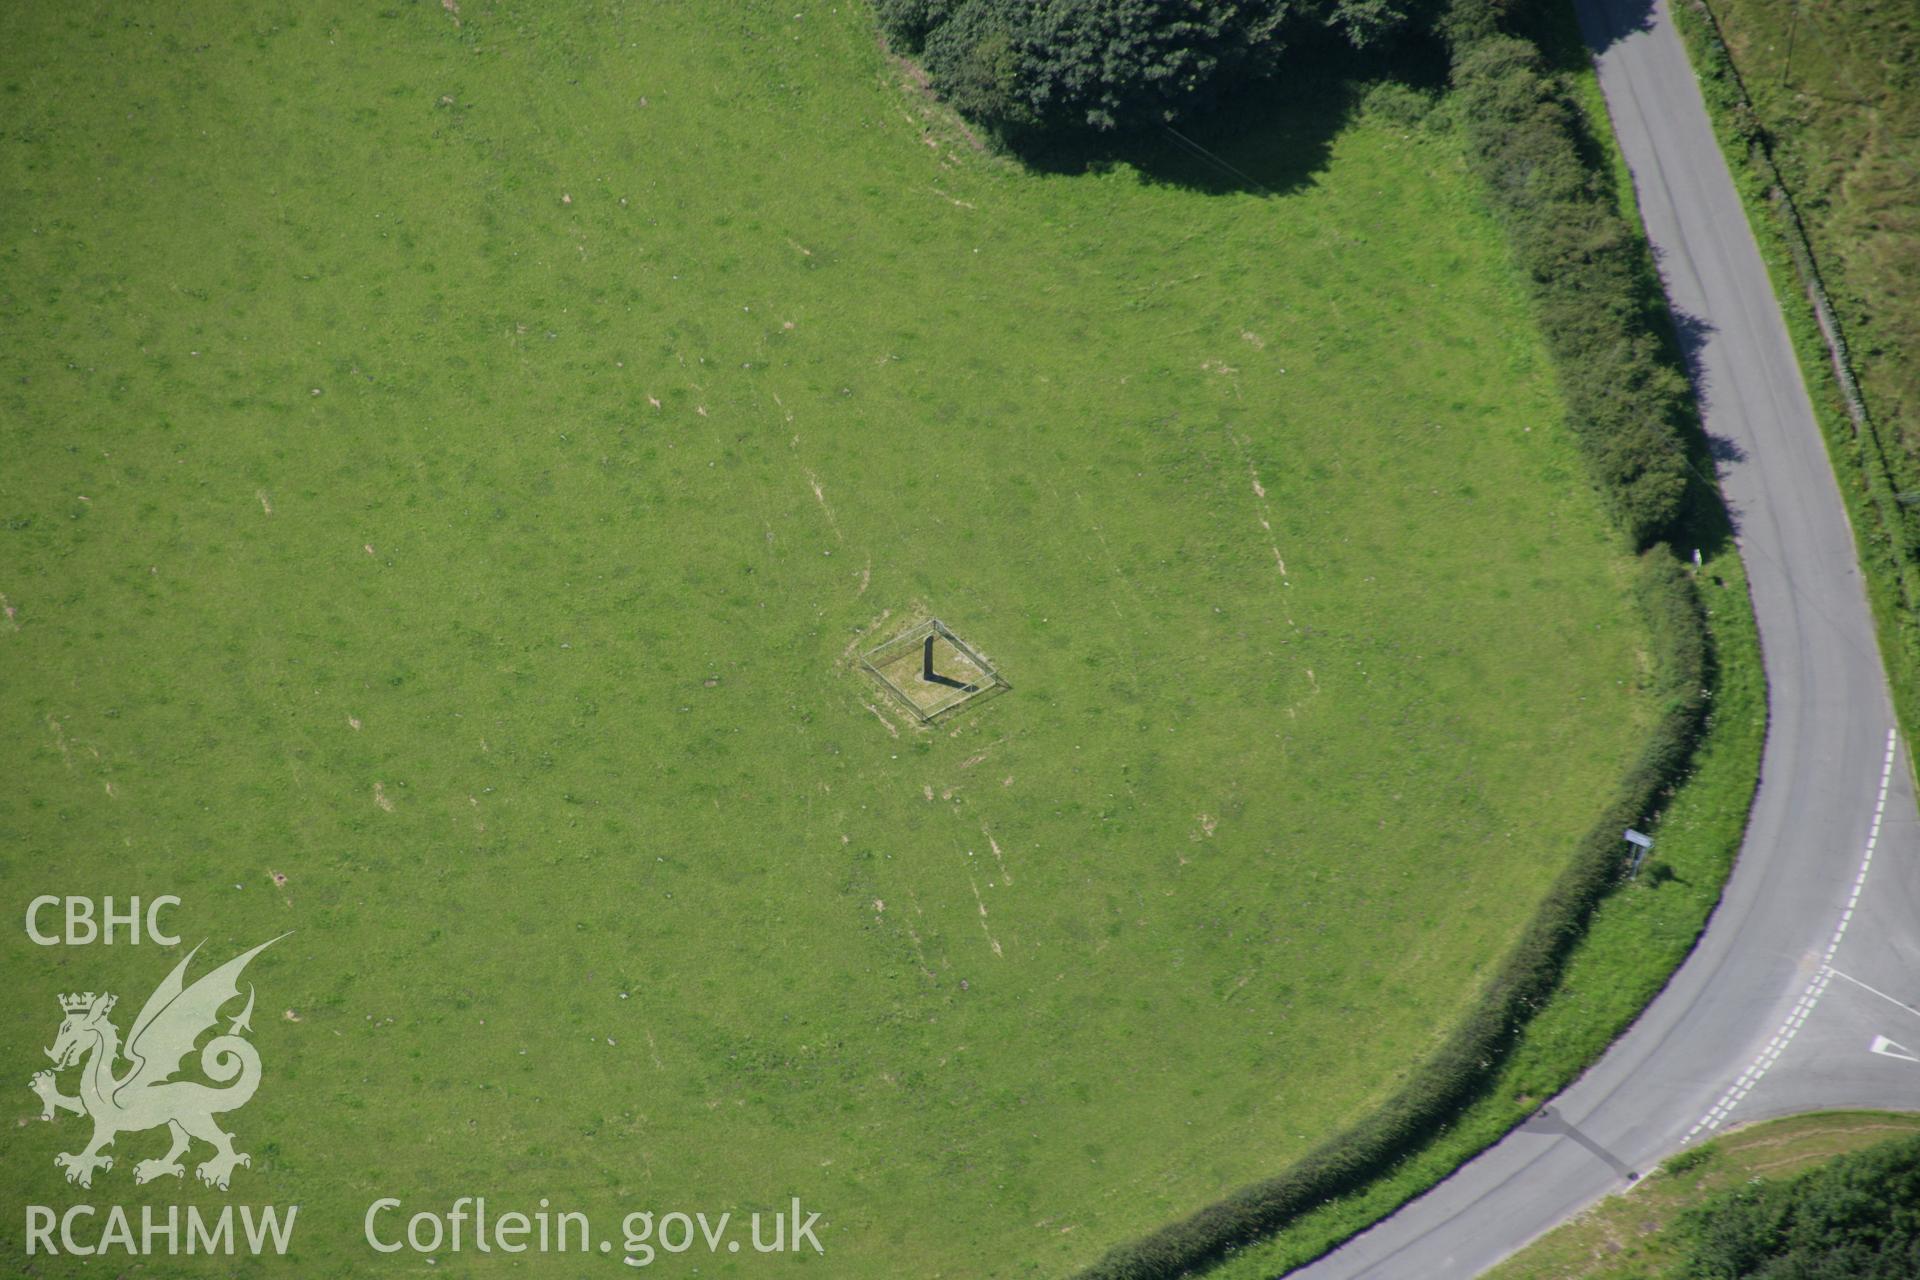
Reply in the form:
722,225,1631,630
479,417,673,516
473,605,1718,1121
1,3,1659,1275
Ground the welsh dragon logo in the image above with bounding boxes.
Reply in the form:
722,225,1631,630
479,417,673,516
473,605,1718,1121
30,936,284,1191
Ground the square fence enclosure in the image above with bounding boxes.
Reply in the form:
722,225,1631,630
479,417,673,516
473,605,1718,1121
860,619,1006,722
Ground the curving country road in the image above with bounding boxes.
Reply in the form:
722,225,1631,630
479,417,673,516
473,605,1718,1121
1288,0,1920,1274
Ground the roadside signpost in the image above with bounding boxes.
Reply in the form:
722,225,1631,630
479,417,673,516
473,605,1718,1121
1624,828,1653,877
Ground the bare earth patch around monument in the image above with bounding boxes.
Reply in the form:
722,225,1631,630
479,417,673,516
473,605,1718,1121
860,618,1006,722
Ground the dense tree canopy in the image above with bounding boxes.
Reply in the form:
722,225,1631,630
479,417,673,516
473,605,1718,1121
876,0,1431,135
1682,1134,1920,1278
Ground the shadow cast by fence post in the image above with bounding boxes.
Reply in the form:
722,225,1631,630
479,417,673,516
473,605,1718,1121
1521,1104,1641,1182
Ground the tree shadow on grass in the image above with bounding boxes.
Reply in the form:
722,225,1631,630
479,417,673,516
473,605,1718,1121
995,35,1451,199
1001,75,1359,198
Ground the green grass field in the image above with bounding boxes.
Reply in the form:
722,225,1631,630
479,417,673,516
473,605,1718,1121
2,3,1658,1275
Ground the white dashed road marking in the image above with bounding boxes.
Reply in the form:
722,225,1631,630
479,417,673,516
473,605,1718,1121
1684,727,1899,1142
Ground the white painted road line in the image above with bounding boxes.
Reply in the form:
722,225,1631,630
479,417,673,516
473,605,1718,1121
1870,1035,1920,1063
1285,0,1920,1265
1686,727,1899,1141
1828,967,1920,1024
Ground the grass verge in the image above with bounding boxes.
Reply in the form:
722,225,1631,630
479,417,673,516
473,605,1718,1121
1669,0,1920,754
1675,0,1920,491
1182,540,1762,1280
1485,1111,1920,1279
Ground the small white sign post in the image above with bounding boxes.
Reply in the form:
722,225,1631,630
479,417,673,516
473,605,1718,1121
1624,828,1653,877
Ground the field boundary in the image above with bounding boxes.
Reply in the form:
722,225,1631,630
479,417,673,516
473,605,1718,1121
1072,3,1734,1276
1079,554,1710,1280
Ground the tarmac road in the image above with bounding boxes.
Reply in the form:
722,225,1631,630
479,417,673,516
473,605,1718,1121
1287,0,1920,1273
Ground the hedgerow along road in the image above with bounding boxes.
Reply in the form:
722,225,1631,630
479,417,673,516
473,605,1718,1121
1288,0,1920,1273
